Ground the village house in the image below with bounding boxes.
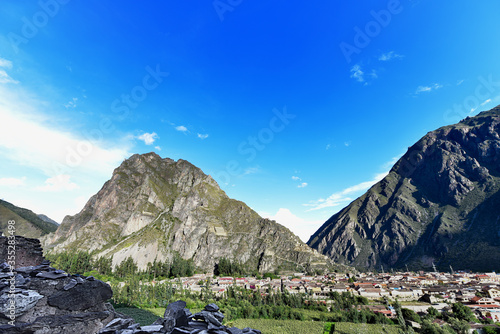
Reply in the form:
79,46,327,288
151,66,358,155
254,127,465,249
470,296,496,305
483,286,500,299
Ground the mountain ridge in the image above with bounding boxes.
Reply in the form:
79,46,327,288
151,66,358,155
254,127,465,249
308,105,500,271
0,199,58,238
43,152,335,274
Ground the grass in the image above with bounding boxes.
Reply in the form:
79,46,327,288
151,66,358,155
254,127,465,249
231,319,401,334
114,307,161,326
333,322,401,334
231,319,326,334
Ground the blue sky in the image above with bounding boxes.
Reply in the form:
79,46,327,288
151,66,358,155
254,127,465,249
1,1,500,241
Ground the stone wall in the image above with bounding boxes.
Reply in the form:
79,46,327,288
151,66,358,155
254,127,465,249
0,236,45,268
0,262,116,333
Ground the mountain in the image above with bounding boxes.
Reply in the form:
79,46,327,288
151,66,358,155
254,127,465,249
0,199,58,238
42,153,333,273
308,106,500,272
37,214,60,226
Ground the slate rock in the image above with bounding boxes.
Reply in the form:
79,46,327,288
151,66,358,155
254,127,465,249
204,303,219,312
27,311,110,332
0,262,10,272
211,311,224,322
0,272,14,279
36,271,67,279
63,279,78,291
0,323,35,333
47,279,112,311
14,266,34,275
188,320,208,330
0,289,43,318
171,328,192,334
139,324,163,332
32,264,50,272
226,328,243,334
163,300,189,328
98,317,136,333
192,311,222,327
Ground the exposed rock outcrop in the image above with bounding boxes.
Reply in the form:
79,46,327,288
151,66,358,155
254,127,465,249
43,153,333,273
308,105,500,271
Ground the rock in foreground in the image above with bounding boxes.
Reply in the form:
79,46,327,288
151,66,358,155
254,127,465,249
0,261,116,334
99,300,261,334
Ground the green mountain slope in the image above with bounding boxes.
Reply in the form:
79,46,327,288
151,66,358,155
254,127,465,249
308,106,500,272
0,200,58,238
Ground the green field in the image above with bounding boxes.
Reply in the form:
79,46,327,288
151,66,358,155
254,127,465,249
333,322,401,334
231,319,327,334
232,319,400,334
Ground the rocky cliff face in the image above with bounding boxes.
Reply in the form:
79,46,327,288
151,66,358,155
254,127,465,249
43,153,331,273
308,106,500,272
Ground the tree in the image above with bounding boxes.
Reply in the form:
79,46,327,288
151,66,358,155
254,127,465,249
448,317,470,334
402,308,421,323
420,320,454,334
427,306,439,319
394,300,406,328
114,256,138,278
94,256,112,275
451,302,476,322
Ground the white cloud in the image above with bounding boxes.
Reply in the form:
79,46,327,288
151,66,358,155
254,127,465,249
298,182,308,188
197,133,209,140
0,58,18,84
292,176,301,181
243,166,260,175
350,65,365,82
0,98,130,177
137,132,159,145
36,174,79,192
350,64,377,84
344,141,351,147
0,176,26,187
415,83,442,94
305,172,388,211
261,208,324,242
378,51,404,61
480,98,492,106
175,125,188,132
155,145,162,151
0,68,131,223
64,97,78,109
0,58,13,69
457,79,465,86
0,69,18,84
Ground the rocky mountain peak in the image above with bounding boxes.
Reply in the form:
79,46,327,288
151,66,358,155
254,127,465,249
309,105,500,271
43,153,333,274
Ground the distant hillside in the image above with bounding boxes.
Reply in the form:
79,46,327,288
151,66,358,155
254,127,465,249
0,200,58,238
43,153,336,274
37,214,59,226
308,105,500,272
